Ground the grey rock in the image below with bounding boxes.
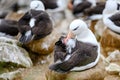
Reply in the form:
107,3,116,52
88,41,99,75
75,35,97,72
0,69,23,80
0,37,33,68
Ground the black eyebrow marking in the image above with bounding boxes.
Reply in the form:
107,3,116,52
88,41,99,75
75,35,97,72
73,26,79,31
35,4,39,8
117,3,120,10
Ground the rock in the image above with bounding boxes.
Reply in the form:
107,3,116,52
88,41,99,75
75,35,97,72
100,28,120,57
46,59,108,80
25,28,61,55
0,37,33,68
46,70,67,80
19,52,54,80
0,69,22,80
20,63,52,80
0,0,30,15
104,75,120,80
0,0,18,12
105,50,120,63
19,52,120,80
105,63,120,75
104,50,120,75
5,12,24,21
17,53,120,80
66,59,107,80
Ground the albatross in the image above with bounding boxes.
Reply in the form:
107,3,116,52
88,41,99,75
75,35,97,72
49,19,100,73
18,0,53,44
0,19,18,36
69,0,96,15
103,0,120,33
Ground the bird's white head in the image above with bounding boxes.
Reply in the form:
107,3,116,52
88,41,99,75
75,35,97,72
69,19,88,36
64,19,88,44
103,0,118,14
64,19,98,45
30,0,45,11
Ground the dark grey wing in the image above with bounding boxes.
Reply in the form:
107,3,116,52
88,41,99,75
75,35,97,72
32,11,53,40
73,1,91,15
18,12,31,34
17,12,32,43
84,2,105,16
18,12,31,25
109,13,120,26
49,49,85,73
40,0,58,9
0,19,18,36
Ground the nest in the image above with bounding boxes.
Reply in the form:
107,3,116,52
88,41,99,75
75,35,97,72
100,28,120,57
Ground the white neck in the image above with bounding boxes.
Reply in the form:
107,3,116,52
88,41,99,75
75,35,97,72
66,39,76,53
76,29,98,45
35,8,44,11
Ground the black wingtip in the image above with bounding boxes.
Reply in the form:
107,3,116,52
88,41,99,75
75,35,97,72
49,63,66,73
19,34,33,44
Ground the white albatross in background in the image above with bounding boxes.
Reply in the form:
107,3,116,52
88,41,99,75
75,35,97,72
103,0,120,33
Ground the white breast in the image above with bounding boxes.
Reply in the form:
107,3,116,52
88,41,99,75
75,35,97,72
66,39,76,54
29,18,36,28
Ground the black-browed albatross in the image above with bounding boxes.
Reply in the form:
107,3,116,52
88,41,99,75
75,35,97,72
49,19,100,73
18,0,53,44
103,0,120,34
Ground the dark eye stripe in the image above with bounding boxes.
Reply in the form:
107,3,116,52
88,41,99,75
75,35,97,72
73,26,79,31
35,4,39,8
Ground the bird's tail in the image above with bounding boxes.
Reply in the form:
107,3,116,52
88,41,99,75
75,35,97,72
19,30,35,44
49,63,67,73
19,33,34,44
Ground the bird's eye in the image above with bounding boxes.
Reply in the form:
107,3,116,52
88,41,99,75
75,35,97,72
73,26,79,31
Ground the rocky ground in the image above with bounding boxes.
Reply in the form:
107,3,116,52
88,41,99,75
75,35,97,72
16,17,120,80
1,0,120,79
